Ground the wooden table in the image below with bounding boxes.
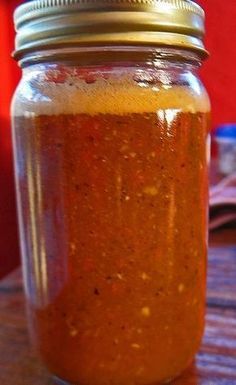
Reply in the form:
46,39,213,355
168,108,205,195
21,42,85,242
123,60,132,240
0,228,236,385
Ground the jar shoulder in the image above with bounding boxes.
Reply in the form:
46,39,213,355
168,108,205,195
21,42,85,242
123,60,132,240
12,65,210,116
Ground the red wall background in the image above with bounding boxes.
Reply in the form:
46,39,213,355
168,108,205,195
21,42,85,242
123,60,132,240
199,0,236,128
0,0,21,278
0,1,236,276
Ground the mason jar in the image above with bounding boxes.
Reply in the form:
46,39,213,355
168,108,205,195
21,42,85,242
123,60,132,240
12,1,210,384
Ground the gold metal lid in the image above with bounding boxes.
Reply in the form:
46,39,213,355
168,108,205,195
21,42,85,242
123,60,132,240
13,0,207,62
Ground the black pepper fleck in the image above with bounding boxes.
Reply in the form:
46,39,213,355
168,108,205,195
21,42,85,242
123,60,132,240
87,135,95,143
94,288,100,295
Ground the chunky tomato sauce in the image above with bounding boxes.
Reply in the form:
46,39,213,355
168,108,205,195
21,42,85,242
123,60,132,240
14,73,210,385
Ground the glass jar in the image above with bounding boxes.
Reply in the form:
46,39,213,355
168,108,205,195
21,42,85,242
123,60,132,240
12,1,210,384
214,124,236,175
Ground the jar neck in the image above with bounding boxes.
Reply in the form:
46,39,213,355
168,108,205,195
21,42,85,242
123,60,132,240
20,46,202,71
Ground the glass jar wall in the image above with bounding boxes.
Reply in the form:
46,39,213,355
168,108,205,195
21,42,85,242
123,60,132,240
12,48,210,384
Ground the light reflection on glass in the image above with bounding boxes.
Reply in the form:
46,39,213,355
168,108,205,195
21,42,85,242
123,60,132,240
156,109,180,138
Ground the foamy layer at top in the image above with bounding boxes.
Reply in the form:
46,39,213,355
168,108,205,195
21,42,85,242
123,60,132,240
15,73,210,116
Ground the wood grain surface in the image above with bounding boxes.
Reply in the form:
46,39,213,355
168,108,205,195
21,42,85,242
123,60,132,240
0,228,236,385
